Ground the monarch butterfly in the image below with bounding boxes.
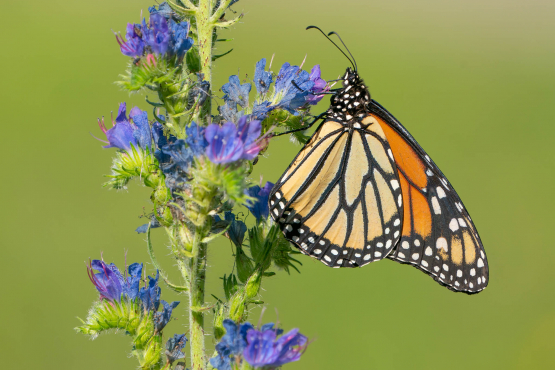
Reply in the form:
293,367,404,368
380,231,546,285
269,27,489,294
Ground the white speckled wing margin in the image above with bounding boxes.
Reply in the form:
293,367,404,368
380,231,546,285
370,100,489,294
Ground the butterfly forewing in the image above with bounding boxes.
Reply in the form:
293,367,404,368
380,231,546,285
270,118,403,267
369,101,489,293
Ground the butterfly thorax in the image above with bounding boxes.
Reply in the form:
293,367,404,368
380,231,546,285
326,68,371,125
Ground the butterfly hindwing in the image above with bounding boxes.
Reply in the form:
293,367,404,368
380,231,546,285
269,118,403,267
369,100,489,293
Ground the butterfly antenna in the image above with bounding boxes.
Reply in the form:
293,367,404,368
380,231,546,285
327,31,357,71
306,25,356,71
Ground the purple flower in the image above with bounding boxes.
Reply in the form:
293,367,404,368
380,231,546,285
115,23,145,57
205,122,244,164
139,271,161,313
145,14,170,55
222,75,251,108
236,116,262,160
97,103,137,151
210,319,254,370
166,334,188,365
307,65,328,105
243,326,308,368
205,117,262,164
245,182,274,221
97,103,152,151
254,58,273,95
154,300,180,332
87,260,143,302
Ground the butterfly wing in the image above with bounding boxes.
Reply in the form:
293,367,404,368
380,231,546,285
269,119,403,267
369,100,489,293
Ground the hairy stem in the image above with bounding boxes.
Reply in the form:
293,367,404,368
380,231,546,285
196,0,213,121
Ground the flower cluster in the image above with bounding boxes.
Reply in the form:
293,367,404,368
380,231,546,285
210,319,308,370
87,259,179,332
115,3,193,60
84,2,320,369
219,59,328,123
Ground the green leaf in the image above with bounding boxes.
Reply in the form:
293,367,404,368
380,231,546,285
186,47,201,73
212,48,233,61
146,225,188,292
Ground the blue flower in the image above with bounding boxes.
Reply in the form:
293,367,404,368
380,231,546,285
135,216,161,234
148,2,174,19
245,182,274,221
218,99,242,123
129,107,152,149
243,326,308,368
115,23,145,57
154,139,193,193
210,319,254,370
152,121,177,149
205,122,244,164
145,14,170,55
251,101,273,121
254,58,273,95
274,62,314,111
166,334,188,365
139,271,161,313
97,103,153,151
87,260,143,302
222,75,251,108
215,212,247,247
154,300,180,332
123,263,143,300
170,20,194,59
185,122,208,157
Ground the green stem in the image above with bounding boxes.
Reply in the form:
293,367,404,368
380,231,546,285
189,234,208,370
196,0,213,120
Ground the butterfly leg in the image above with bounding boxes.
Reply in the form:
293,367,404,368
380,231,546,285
272,112,327,137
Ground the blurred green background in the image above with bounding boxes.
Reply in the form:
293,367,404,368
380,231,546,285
1,0,554,368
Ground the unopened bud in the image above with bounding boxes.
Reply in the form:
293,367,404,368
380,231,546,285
245,269,262,299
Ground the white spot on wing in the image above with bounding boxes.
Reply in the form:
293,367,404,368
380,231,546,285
432,197,441,214
436,237,448,252
449,218,459,232
390,180,399,190
388,149,394,160
437,187,446,199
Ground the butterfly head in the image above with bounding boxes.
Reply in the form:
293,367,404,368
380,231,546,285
327,68,371,123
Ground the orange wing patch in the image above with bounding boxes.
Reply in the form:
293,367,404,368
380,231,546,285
369,108,489,294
